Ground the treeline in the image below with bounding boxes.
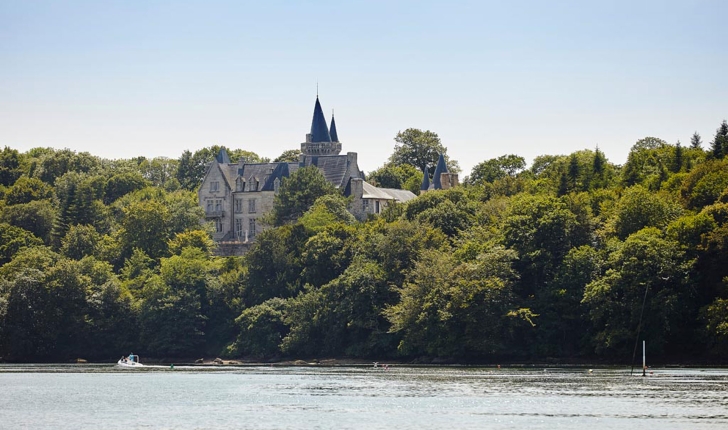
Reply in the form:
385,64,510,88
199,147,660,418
1,121,728,363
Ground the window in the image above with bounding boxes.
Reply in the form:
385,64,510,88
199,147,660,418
235,198,243,213
210,181,219,192
207,200,213,213
375,201,380,213
249,218,256,238
235,218,243,239
248,198,256,213
214,199,222,212
236,178,243,192
215,218,223,233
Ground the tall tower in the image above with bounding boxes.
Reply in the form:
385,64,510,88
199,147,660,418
301,96,342,156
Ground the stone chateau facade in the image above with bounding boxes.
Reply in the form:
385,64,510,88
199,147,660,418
198,96,421,255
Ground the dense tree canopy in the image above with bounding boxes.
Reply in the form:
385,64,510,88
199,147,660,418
2,126,728,365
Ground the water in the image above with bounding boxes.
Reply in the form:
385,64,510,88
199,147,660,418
1,365,727,429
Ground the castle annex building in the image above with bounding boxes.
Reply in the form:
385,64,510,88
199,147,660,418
198,97,418,254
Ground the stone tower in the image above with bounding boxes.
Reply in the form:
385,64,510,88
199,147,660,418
301,96,342,156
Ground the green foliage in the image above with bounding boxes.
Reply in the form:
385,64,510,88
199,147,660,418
270,166,338,226
283,256,393,357
243,224,308,306
273,149,302,162
120,199,171,259
4,177,54,205
467,155,526,186
703,298,728,354
710,120,728,159
368,163,423,194
679,159,728,209
388,128,459,174
34,149,101,184
0,223,43,265
168,229,215,256
104,171,149,204
582,228,694,356
61,224,101,260
232,298,288,357
612,186,682,240
4,133,728,363
299,194,355,232
1,200,55,244
0,146,23,187
385,248,523,358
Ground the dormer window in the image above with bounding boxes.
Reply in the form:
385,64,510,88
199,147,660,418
236,177,243,192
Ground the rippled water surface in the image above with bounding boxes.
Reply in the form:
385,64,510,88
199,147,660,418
1,365,727,429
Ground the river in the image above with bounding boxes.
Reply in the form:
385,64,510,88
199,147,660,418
1,365,726,429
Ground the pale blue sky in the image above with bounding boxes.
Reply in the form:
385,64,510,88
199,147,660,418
1,0,726,176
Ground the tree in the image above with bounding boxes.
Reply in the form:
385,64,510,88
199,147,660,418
104,171,149,204
612,185,682,240
34,149,100,184
691,132,703,149
710,120,728,159
0,200,55,243
299,194,356,233
467,155,526,186
231,298,289,357
679,159,728,209
388,129,459,174
120,199,171,259
274,149,302,162
672,141,684,173
0,147,23,187
168,229,215,256
4,177,53,205
270,166,338,226
384,247,523,358
367,163,422,194
244,224,308,306
582,228,694,356
0,223,43,265
60,224,101,260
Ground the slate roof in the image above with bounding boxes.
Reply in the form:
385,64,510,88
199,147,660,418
218,162,300,192
301,155,352,188
216,148,231,164
432,153,448,189
310,97,332,142
420,166,430,191
329,114,339,142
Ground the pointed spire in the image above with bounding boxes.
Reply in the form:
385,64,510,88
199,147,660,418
216,148,231,164
329,110,339,142
420,166,430,191
310,96,332,142
432,153,448,189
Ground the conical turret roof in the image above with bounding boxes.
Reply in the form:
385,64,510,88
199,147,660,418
310,97,332,142
329,113,339,142
420,166,430,191
432,153,448,189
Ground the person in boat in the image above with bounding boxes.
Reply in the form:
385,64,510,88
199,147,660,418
128,353,134,363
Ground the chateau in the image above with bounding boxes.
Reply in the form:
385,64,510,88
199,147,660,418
198,97,419,254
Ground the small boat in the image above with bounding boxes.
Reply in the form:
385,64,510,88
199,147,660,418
117,354,144,368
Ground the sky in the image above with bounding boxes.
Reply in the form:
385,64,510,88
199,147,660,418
1,0,726,177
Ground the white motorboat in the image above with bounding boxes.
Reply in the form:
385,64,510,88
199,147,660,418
117,354,144,368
